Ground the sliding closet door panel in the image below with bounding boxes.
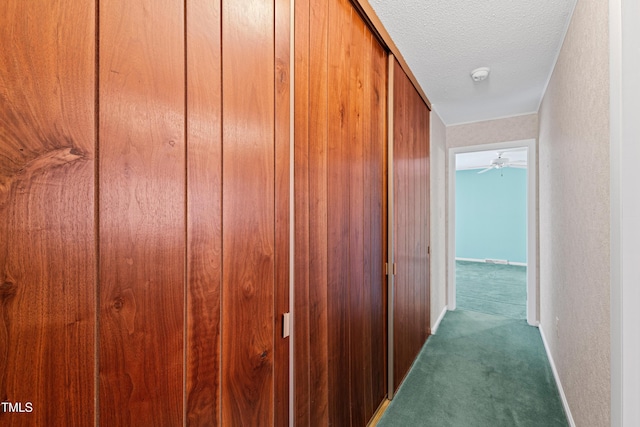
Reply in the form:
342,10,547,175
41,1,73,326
186,0,222,425
326,0,352,424
367,31,388,411
0,2,96,425
293,0,312,423
274,0,291,424
295,0,387,423
309,0,332,423
373,36,389,404
221,1,275,425
392,59,430,391
348,13,367,427
99,1,185,425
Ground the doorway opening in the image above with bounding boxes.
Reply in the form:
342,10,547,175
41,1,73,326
448,139,538,325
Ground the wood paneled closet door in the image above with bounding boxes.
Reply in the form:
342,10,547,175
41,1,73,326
1,0,288,425
391,59,431,392
295,0,387,424
99,0,290,425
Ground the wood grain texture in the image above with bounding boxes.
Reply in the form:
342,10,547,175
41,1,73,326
0,1,96,425
392,59,430,391
307,0,330,424
186,0,222,425
98,0,185,425
348,12,367,426
294,0,387,423
293,0,311,423
274,0,291,424
326,0,352,423
221,0,275,425
370,35,388,405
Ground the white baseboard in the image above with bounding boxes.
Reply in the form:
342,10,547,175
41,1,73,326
431,307,448,334
455,257,527,267
538,325,576,427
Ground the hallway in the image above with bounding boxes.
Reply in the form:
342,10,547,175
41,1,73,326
377,310,568,426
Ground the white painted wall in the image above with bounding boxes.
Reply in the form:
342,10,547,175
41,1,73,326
538,0,610,424
610,0,640,425
429,108,447,331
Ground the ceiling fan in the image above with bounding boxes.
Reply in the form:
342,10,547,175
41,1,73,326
477,150,527,174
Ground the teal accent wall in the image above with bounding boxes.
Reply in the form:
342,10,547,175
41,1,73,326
455,167,527,263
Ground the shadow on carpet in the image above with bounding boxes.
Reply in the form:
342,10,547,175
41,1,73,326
456,261,526,319
377,310,568,427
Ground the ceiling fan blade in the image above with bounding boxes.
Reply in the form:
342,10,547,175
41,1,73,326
477,166,494,174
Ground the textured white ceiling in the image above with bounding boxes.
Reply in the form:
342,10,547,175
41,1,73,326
368,0,577,125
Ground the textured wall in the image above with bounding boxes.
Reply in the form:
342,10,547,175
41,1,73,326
446,113,538,148
430,109,447,329
538,0,610,424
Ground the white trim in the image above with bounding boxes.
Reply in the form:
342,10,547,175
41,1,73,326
431,307,448,334
539,325,576,427
447,151,457,311
448,139,538,326
610,0,640,424
455,257,527,267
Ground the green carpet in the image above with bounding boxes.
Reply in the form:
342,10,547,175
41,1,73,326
377,310,568,427
456,261,527,319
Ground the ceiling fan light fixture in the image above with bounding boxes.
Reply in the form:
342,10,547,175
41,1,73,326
471,67,490,82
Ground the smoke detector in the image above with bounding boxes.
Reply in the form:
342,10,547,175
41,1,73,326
471,67,490,82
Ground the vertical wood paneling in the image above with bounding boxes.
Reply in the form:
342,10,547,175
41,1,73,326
186,0,222,425
370,35,388,407
392,59,430,391
99,0,185,425
295,0,387,423
361,29,375,420
308,0,330,424
274,0,291,424
293,0,311,423
0,2,96,425
348,13,367,427
221,1,275,425
326,0,352,423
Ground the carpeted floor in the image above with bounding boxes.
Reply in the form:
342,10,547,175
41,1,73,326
456,261,527,319
377,310,568,426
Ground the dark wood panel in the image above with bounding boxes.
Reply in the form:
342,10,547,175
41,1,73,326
98,0,185,425
393,58,431,391
369,34,388,408
186,0,222,425
307,0,331,424
221,0,275,424
293,0,311,423
348,11,367,427
326,0,352,423
0,2,96,425
274,0,291,424
295,0,387,423
361,28,375,421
